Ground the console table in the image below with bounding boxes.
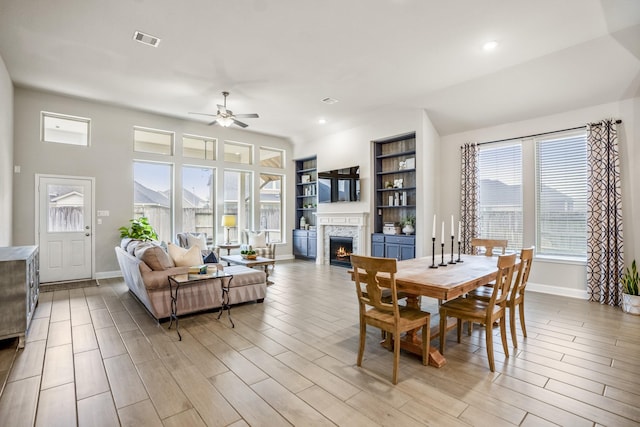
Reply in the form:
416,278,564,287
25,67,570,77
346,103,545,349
167,271,233,339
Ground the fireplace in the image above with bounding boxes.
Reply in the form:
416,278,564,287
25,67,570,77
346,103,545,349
329,236,353,267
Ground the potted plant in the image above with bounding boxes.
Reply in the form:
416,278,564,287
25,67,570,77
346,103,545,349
622,259,640,315
119,217,158,241
401,215,415,235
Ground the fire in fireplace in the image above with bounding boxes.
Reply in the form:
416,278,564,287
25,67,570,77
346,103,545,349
329,236,353,267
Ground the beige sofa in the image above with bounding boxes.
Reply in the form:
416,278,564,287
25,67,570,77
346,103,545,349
115,240,266,320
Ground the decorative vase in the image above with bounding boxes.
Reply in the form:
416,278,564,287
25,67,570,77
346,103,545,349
622,294,640,315
402,224,415,235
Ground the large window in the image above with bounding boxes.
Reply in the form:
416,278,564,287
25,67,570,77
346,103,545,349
133,161,172,241
222,170,253,243
259,174,283,243
478,144,523,251
535,133,588,257
183,166,215,243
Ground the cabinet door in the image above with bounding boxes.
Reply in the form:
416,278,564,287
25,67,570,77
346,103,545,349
371,241,384,257
307,236,317,258
386,243,400,260
293,233,307,257
399,244,415,261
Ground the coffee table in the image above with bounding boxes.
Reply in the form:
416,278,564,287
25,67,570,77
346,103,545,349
220,255,276,285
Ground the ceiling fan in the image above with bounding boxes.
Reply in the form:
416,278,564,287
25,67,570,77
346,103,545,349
189,91,259,128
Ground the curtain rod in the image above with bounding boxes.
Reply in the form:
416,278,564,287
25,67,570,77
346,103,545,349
470,119,623,147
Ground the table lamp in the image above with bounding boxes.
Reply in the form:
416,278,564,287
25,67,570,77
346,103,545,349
221,215,236,244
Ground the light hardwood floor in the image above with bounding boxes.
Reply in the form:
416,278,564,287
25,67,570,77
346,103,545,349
1,260,640,426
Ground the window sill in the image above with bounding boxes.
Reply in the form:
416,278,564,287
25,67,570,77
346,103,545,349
534,254,586,266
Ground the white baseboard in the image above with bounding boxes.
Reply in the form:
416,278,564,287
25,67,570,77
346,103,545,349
527,282,588,300
95,270,122,280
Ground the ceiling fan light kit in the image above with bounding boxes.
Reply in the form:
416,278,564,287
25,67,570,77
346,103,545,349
189,91,259,128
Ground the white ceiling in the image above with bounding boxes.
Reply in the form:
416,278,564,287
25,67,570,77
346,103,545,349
1,0,639,144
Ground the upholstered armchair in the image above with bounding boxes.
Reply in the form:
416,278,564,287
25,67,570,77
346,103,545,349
176,232,220,263
241,230,276,260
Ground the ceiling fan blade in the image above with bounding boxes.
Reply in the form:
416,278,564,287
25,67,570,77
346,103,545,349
189,112,218,117
207,119,218,126
232,118,249,128
217,104,227,114
234,113,259,119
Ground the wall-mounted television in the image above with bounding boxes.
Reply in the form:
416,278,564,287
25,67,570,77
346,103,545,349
318,166,360,203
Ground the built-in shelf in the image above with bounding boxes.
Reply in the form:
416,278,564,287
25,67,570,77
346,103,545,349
294,156,317,261
372,132,416,260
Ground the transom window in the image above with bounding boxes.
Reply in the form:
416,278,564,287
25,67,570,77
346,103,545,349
41,112,90,146
134,127,174,155
259,147,284,169
223,141,252,164
183,135,216,160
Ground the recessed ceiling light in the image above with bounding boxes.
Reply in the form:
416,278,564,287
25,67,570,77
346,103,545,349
483,40,498,51
133,30,161,48
318,118,327,125
321,97,339,105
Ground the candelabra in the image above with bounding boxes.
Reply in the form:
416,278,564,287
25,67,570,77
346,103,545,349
456,241,464,263
429,237,437,268
449,235,456,264
439,242,447,266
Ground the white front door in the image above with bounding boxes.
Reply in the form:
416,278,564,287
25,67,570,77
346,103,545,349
37,175,93,283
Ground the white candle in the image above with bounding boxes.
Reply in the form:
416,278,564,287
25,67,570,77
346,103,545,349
432,214,436,238
441,221,445,244
451,215,454,236
458,221,461,242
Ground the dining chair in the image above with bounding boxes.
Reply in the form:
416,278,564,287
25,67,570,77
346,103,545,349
471,238,508,256
468,247,534,347
439,253,517,372
350,254,430,384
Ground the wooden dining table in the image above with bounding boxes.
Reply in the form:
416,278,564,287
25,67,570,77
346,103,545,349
349,254,507,367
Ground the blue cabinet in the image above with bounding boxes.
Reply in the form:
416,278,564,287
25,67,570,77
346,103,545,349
293,229,317,260
370,233,415,261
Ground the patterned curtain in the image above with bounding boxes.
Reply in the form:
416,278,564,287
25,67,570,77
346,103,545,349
459,143,479,254
586,119,624,306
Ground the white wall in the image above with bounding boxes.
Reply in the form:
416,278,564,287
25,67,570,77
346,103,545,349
13,88,293,276
440,98,639,298
293,107,441,258
0,55,12,246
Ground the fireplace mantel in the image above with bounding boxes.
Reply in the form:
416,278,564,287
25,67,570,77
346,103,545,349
314,212,368,264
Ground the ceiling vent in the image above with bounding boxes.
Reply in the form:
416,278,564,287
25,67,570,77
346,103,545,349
133,31,161,47
321,97,339,104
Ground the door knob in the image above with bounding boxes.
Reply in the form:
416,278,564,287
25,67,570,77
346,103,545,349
85,233,90,236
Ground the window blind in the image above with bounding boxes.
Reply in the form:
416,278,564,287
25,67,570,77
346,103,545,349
478,143,523,250
535,133,588,257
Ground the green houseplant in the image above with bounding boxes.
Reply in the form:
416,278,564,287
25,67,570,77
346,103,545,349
621,260,640,315
401,215,415,235
119,217,158,241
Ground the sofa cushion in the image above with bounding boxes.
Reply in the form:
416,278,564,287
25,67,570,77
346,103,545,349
224,265,267,288
248,231,267,248
135,243,174,271
187,233,207,250
141,266,189,290
167,242,203,267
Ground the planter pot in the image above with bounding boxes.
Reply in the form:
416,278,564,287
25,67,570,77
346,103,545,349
402,225,415,235
622,293,640,315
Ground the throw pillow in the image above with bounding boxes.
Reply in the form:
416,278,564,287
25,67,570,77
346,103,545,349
167,242,203,267
186,233,207,250
203,251,218,264
136,244,175,271
248,231,266,248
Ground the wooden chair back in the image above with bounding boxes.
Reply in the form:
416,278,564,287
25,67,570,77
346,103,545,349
489,253,517,312
509,247,534,304
471,238,508,256
351,255,399,317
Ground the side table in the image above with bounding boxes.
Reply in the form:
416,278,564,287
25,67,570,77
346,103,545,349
167,271,233,340
216,243,241,256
